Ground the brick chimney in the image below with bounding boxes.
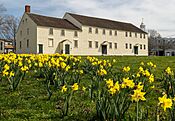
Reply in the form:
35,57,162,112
25,5,30,13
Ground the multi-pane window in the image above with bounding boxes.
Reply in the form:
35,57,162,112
48,38,53,47
130,44,132,49
140,33,142,38
89,41,92,48
125,32,128,37
125,43,128,49
144,45,146,50
129,32,132,37
61,30,65,36
140,44,142,49
74,40,78,48
109,42,112,49
74,31,78,37
95,41,98,48
89,27,92,33
49,28,53,35
20,41,22,49
114,43,117,49
135,33,137,38
115,31,117,36
95,28,98,34
27,39,29,48
109,30,112,35
103,29,106,35
27,28,29,35
0,42,3,50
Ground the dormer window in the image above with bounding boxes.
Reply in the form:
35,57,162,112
49,28,53,35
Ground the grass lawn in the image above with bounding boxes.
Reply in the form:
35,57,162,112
0,56,175,121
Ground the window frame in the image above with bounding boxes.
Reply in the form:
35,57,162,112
89,27,92,33
61,29,65,36
103,29,106,35
74,31,78,37
130,44,132,49
27,39,29,48
125,32,128,37
20,41,22,49
125,43,128,49
115,31,117,36
0,42,3,50
95,28,98,34
109,42,112,49
114,43,117,49
48,38,54,47
140,44,142,49
74,40,78,48
49,28,53,35
129,32,132,37
109,30,112,35
88,41,92,48
95,41,98,48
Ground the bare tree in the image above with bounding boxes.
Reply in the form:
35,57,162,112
148,29,161,52
0,15,19,40
0,4,19,52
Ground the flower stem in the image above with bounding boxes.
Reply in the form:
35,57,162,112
137,101,139,121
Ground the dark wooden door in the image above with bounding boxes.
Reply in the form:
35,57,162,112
38,44,43,54
65,44,70,54
134,46,138,55
102,45,107,54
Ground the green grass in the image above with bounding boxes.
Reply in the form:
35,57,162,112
0,56,175,120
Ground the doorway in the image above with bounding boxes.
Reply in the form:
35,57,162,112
102,45,107,55
65,44,70,54
134,46,138,55
38,44,43,54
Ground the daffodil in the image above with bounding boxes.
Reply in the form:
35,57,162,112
123,66,130,72
158,94,172,111
106,79,114,88
121,78,135,89
97,69,107,76
61,85,67,92
165,67,174,75
131,89,146,102
72,83,79,91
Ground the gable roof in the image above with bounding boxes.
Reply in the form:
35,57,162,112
67,13,147,34
27,13,80,30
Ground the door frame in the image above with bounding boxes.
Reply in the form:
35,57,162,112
38,44,43,54
102,45,107,55
65,44,70,54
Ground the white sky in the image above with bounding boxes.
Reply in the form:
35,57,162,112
1,0,175,37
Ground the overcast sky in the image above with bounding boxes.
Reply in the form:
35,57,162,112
1,0,175,37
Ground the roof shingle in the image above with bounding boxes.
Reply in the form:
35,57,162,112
67,13,147,34
27,13,80,30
